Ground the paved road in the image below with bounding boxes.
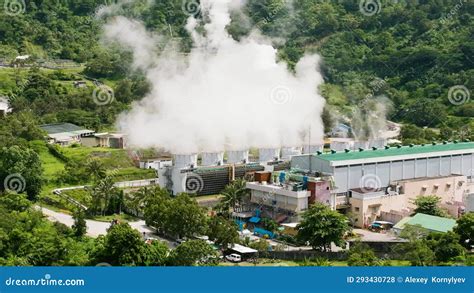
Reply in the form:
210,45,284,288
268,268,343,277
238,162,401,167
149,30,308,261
36,206,175,248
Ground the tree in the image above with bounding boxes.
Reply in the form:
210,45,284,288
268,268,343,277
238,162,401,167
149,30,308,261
396,225,435,266
85,158,106,182
297,203,349,251
426,232,465,263
90,176,120,216
72,208,87,237
143,241,169,266
168,240,218,266
261,218,278,232
347,242,382,266
166,194,207,239
453,213,474,249
207,216,239,249
413,195,446,217
249,238,269,252
94,223,147,266
0,145,43,200
218,179,249,213
0,192,31,212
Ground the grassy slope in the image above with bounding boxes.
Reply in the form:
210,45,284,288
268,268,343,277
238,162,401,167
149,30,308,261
35,143,155,211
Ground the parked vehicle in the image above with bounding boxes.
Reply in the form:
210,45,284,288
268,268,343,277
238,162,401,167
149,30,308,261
225,254,242,263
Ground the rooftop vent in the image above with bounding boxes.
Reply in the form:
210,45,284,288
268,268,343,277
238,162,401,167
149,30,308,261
358,148,364,152
372,147,377,150
330,149,336,154
409,144,414,147
384,146,390,150
432,142,437,145
344,148,350,153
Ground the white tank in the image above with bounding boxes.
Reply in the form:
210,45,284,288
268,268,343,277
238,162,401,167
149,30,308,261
258,148,280,163
369,138,386,149
281,147,302,160
302,145,323,154
174,154,198,169
226,150,249,164
200,152,224,166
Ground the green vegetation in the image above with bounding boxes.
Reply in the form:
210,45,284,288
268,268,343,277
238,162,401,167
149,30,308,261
297,203,350,251
413,195,447,217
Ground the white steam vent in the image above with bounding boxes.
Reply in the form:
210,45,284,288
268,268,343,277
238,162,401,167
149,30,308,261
105,0,325,153
201,152,225,166
226,150,249,164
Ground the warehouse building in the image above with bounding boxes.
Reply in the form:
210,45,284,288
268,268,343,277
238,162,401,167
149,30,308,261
40,123,95,146
291,141,474,196
291,141,474,225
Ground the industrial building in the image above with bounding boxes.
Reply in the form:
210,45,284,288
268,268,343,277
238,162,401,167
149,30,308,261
81,132,126,148
245,170,331,222
291,141,474,227
40,123,95,146
157,147,305,196
292,141,474,195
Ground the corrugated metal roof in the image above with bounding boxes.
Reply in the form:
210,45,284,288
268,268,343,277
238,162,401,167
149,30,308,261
394,213,456,233
315,142,474,162
40,123,92,135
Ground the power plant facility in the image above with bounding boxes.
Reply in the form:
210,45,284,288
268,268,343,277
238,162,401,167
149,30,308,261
157,140,473,227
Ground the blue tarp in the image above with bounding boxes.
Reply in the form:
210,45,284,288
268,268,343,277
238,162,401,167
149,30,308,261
249,217,261,223
254,227,274,238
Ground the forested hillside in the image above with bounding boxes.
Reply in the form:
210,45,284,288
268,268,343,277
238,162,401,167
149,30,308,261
0,0,473,139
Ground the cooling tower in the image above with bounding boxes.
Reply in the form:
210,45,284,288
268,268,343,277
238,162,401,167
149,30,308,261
369,138,386,149
330,141,353,152
353,141,370,150
302,145,323,154
281,147,302,160
258,148,280,163
174,154,198,169
226,150,249,164
201,151,225,166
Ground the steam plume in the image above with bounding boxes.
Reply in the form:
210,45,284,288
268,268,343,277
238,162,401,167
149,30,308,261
104,0,325,153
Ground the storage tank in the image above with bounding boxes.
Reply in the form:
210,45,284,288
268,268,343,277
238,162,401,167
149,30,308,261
259,148,280,163
200,152,224,166
226,150,249,164
281,147,302,160
174,154,198,169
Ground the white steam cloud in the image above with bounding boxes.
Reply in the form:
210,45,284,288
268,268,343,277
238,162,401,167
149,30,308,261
104,0,325,153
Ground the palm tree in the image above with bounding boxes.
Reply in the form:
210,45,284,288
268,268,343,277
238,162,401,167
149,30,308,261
219,179,249,214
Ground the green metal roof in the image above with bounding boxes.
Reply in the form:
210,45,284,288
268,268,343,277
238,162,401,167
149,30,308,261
315,142,474,162
393,213,456,233
40,123,89,134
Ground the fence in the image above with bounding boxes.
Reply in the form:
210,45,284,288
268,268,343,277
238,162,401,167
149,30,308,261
114,178,159,188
